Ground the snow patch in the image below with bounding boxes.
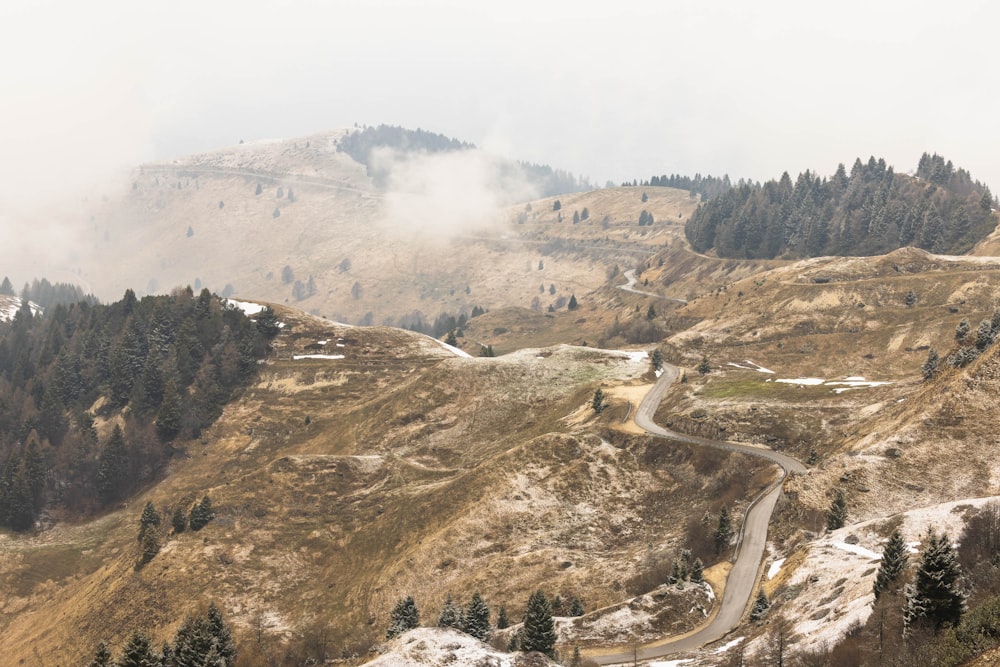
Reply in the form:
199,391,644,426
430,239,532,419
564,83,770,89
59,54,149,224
832,542,881,560
767,558,786,580
225,299,265,316
292,354,345,360
774,377,826,386
714,637,745,654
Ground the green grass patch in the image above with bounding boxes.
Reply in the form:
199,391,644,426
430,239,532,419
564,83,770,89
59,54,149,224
699,376,834,401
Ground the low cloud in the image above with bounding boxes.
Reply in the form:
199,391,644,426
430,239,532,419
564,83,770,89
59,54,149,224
375,147,537,240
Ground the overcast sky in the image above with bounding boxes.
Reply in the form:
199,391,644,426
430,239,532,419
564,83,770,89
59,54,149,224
2,0,998,205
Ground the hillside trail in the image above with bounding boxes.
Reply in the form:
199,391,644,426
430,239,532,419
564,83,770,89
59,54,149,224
587,364,805,665
618,270,688,304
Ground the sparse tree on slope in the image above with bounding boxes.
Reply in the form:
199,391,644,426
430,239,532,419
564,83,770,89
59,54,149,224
569,597,585,616
88,641,113,667
749,589,770,621
171,505,187,533
522,590,556,657
117,630,158,667
438,595,464,630
922,348,940,381
714,506,734,555
698,355,711,375
592,388,606,414
387,596,420,639
206,602,236,665
904,530,966,634
827,489,848,531
496,605,509,629
463,592,491,641
691,558,705,584
189,495,214,531
956,318,971,342
873,528,909,601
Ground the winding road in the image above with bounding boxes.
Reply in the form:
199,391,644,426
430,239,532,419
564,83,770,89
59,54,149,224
588,364,805,664
618,269,688,304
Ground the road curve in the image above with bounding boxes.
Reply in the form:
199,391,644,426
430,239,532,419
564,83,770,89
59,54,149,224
619,270,688,304
589,365,805,665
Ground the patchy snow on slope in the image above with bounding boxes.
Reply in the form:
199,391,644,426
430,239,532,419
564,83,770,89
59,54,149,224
225,298,265,316
366,627,556,667
291,354,345,360
0,296,42,322
768,375,892,392
728,360,775,374
767,558,786,580
770,495,1000,657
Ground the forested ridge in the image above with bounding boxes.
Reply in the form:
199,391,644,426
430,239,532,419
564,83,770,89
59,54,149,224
0,287,276,531
337,124,591,196
685,153,997,259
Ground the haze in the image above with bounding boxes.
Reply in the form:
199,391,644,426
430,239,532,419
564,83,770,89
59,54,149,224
1,0,997,237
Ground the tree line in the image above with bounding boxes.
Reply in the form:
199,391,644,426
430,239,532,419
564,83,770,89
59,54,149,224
0,287,276,530
684,154,996,259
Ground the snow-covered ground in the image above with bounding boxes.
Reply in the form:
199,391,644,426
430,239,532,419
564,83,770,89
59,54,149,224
291,354,345,360
365,627,557,666
726,360,775,374
770,376,891,393
0,296,42,322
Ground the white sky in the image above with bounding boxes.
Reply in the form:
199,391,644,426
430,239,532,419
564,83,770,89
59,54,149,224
1,0,998,203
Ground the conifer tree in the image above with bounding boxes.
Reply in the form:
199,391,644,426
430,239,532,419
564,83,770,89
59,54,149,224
88,641,113,667
698,356,711,375
387,596,420,639
496,605,509,630
96,424,128,505
922,348,940,381
651,349,663,372
691,558,705,584
749,589,770,621
592,388,606,414
206,602,237,665
117,630,158,667
827,489,848,531
172,505,187,533
522,590,556,657
904,530,966,634
569,597,585,616
139,501,161,533
438,595,464,630
463,592,491,641
189,495,214,531
567,294,578,310
873,528,908,601
714,506,734,555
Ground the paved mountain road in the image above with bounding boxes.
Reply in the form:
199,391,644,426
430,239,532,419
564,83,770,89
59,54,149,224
588,364,805,664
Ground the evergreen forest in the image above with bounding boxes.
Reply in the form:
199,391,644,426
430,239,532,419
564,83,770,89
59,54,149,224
0,287,275,531
684,153,997,259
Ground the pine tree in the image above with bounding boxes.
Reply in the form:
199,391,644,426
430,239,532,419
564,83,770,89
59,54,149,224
463,592,491,641
698,356,711,375
873,528,908,601
206,602,236,665
118,630,158,667
691,558,705,584
522,590,556,657
570,646,582,666
749,589,770,621
567,294,578,310
956,318,971,342
569,597,585,616
173,613,213,665
496,605,509,629
651,349,663,372
155,379,183,441
827,489,848,531
904,530,966,634
922,348,940,381
189,495,214,531
438,595,464,629
139,528,161,565
714,506,734,555
387,596,420,639
88,641,113,667
591,388,606,413
139,501,161,533
96,424,128,505
171,505,187,533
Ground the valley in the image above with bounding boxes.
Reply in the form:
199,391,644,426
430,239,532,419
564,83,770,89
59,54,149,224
3,133,1000,667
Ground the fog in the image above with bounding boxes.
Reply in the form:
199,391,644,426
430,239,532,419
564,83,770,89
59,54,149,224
377,147,537,240
2,0,998,286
